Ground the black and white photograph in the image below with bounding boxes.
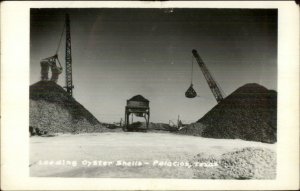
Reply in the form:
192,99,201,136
29,8,277,179
1,1,299,190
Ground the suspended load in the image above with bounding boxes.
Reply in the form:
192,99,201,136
184,49,226,102
185,84,197,98
185,53,197,98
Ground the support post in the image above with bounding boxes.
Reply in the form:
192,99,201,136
147,111,150,129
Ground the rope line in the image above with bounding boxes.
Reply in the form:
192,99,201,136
190,54,194,84
55,22,66,55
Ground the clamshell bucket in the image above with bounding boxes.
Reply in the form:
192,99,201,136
185,84,197,98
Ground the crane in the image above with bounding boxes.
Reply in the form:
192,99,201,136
188,49,225,103
64,14,74,97
39,14,74,98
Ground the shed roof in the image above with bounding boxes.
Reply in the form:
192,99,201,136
128,95,149,102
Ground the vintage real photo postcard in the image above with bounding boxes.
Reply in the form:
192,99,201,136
1,1,299,190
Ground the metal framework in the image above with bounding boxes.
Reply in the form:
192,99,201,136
192,49,225,103
124,96,150,131
64,14,74,97
124,107,150,131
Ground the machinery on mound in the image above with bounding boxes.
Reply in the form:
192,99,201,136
30,14,97,134
30,81,103,134
40,54,62,83
40,14,74,97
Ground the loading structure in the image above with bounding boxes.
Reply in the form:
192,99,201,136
124,95,150,131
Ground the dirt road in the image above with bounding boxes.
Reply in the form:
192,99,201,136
30,132,276,178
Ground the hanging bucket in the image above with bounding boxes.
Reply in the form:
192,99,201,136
185,84,197,98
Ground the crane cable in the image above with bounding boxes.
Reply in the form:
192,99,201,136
55,22,66,55
54,22,66,68
185,55,197,98
190,55,194,84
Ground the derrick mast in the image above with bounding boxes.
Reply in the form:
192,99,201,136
65,14,74,97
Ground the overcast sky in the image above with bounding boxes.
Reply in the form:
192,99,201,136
30,8,277,123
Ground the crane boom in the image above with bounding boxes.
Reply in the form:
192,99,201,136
192,49,224,103
65,14,74,97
